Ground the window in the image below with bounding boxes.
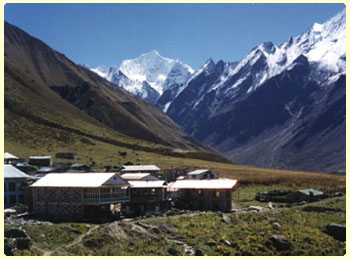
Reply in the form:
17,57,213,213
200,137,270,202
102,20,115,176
4,183,7,192
10,195,16,204
213,191,220,198
5,196,7,205
9,183,16,192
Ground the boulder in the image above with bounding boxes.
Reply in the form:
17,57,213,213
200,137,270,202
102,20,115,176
158,224,177,234
304,236,312,243
321,223,346,242
195,249,204,256
168,247,180,255
5,228,28,238
136,222,151,230
269,235,292,251
172,240,184,245
207,241,217,246
221,239,231,246
246,206,263,212
151,227,161,234
4,238,16,256
16,238,32,250
267,202,274,210
272,222,281,230
221,214,231,224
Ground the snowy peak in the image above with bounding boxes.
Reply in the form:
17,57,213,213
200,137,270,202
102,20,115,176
91,50,194,104
118,50,193,94
219,8,346,96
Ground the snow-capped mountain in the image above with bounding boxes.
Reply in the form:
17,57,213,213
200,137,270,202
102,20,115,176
91,50,194,104
205,8,345,102
165,9,346,173
160,9,345,116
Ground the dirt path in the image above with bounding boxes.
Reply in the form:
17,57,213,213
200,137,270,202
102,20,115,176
39,225,99,256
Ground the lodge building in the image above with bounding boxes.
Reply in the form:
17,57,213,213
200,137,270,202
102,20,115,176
30,173,130,220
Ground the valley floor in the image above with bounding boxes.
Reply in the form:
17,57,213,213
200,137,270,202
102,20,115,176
6,186,346,256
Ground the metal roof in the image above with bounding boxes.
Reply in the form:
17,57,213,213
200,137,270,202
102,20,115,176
29,156,52,159
4,165,30,179
30,173,128,188
168,178,238,191
129,180,167,188
298,189,324,196
121,173,159,181
121,165,160,172
187,169,210,175
121,173,150,180
4,152,19,159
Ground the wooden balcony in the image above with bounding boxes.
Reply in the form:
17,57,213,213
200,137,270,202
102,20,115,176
83,188,130,205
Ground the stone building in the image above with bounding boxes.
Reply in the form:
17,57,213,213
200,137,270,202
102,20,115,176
168,178,238,212
124,180,169,216
30,173,129,220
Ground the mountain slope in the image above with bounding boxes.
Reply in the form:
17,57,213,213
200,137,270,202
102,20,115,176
4,21,228,162
164,9,346,173
91,50,194,104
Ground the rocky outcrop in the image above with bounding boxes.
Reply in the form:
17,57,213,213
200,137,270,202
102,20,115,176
321,223,346,241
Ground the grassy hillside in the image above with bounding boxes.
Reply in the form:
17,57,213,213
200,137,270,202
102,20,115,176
4,21,214,151
5,107,345,193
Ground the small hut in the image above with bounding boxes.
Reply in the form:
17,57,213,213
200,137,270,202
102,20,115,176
29,156,53,167
187,169,218,180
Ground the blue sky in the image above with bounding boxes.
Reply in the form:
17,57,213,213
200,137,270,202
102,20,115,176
5,3,345,69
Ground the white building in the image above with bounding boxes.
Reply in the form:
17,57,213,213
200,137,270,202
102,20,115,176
121,165,160,175
187,169,218,180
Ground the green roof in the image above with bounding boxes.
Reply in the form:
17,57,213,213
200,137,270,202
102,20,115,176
298,189,324,196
